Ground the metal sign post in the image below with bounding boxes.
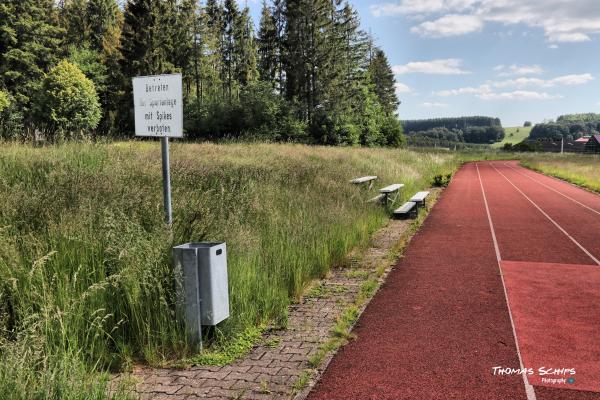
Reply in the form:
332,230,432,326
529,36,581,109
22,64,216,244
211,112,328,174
132,73,183,226
161,137,173,225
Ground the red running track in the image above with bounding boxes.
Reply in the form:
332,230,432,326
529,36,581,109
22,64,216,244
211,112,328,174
308,161,600,400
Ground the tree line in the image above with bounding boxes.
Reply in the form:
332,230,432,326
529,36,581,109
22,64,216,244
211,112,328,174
0,0,403,146
401,117,504,144
530,113,600,140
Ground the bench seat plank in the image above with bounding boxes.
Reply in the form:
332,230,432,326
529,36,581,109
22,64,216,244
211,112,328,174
350,176,378,184
379,183,404,193
394,201,418,217
410,191,430,203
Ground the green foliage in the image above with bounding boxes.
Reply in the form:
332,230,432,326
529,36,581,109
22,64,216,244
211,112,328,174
432,173,453,187
502,141,541,152
369,49,399,115
556,113,600,123
404,117,504,144
0,0,64,111
257,1,278,85
524,121,532,127
530,115,600,140
0,90,9,113
32,60,101,140
68,46,109,94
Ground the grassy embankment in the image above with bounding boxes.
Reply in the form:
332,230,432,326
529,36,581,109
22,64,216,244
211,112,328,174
492,126,532,148
0,142,460,398
521,154,600,193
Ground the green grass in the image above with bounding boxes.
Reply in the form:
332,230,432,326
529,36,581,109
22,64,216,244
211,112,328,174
0,141,460,398
521,154,600,193
492,126,532,148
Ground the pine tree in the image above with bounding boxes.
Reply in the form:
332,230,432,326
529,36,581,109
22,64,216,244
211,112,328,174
234,7,258,86
257,1,278,85
173,0,198,98
272,0,286,92
198,2,224,101
87,0,122,54
59,0,90,46
0,0,64,111
369,48,399,115
284,0,339,123
120,0,174,78
222,0,240,99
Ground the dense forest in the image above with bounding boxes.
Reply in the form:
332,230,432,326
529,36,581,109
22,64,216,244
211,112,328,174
402,116,504,144
0,0,403,146
530,113,600,140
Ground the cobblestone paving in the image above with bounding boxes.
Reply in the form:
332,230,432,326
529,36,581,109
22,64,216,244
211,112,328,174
115,192,439,400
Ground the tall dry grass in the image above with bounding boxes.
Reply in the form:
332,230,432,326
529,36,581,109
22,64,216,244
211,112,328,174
0,141,459,397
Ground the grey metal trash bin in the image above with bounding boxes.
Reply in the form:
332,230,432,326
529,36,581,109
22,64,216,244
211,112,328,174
173,242,230,346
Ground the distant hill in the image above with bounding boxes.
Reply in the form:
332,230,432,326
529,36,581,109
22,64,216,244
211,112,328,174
402,116,504,144
530,113,600,140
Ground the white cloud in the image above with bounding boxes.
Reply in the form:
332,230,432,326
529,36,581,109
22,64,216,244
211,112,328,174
490,73,594,88
550,73,594,86
479,90,562,101
393,58,470,75
547,32,591,43
372,0,600,43
420,102,448,107
435,73,593,98
435,85,490,96
495,64,544,76
395,82,412,93
411,14,483,37
370,0,477,17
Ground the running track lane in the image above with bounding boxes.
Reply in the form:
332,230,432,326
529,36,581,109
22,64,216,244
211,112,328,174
308,161,600,400
488,161,600,262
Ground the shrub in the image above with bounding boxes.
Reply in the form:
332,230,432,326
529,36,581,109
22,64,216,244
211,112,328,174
380,115,405,147
0,91,24,140
0,90,9,113
32,60,102,141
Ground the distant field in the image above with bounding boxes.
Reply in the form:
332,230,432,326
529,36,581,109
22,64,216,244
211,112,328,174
492,126,532,148
521,154,600,193
0,142,460,398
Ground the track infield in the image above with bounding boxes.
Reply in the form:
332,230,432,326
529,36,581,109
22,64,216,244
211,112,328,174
307,161,600,400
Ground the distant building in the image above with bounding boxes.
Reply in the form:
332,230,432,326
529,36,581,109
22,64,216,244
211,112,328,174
574,136,590,144
585,135,600,154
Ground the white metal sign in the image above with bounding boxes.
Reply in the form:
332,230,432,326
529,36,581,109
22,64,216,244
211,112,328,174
133,73,183,138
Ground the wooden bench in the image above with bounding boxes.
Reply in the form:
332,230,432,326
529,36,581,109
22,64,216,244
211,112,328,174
350,176,378,190
378,184,404,204
409,191,430,208
394,201,417,219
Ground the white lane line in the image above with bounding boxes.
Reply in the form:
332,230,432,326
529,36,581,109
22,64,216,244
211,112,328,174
475,163,537,400
490,163,600,266
503,162,600,216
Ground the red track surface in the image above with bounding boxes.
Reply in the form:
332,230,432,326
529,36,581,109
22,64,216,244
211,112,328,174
308,161,600,400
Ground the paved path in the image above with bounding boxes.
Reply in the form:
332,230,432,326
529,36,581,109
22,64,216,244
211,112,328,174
308,161,600,400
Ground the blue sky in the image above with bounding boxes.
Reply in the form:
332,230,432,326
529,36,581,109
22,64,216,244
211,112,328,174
246,0,600,127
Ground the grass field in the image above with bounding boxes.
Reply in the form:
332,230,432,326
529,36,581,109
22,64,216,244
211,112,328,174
521,154,600,193
492,126,532,148
0,142,460,398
